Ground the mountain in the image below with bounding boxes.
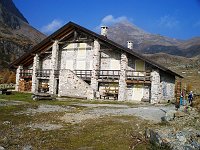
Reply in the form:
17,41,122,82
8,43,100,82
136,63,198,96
108,21,181,49
0,0,28,24
144,53,200,69
0,0,46,69
107,21,200,58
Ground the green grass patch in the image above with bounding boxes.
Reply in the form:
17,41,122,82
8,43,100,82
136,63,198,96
0,92,140,107
0,92,33,102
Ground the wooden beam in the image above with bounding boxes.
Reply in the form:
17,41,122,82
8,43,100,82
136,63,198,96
57,28,75,41
59,39,93,44
126,80,151,84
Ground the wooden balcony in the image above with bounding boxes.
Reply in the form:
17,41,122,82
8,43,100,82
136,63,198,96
20,69,59,79
19,69,151,83
74,70,92,81
126,70,151,83
97,70,120,82
36,69,51,78
20,69,33,79
74,70,151,83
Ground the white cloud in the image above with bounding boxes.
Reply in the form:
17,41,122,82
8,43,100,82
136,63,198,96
158,15,179,29
95,15,130,31
41,19,63,35
101,15,129,26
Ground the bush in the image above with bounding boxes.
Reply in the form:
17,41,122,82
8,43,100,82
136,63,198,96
0,69,16,84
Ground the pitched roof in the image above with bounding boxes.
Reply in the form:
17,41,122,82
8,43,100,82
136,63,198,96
10,21,183,78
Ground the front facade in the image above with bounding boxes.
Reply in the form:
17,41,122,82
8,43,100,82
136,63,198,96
12,22,182,103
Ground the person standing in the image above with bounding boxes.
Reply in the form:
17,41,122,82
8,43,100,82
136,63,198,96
180,91,183,106
188,91,193,104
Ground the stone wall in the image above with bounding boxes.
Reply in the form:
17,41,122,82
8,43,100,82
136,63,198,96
150,69,161,103
31,54,39,93
58,69,94,99
91,40,100,93
15,65,22,91
118,52,128,101
160,71,175,101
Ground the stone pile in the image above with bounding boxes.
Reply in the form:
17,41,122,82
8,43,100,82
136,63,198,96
148,127,200,150
148,106,200,150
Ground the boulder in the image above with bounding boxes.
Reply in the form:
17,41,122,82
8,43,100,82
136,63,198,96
164,110,177,121
0,146,5,150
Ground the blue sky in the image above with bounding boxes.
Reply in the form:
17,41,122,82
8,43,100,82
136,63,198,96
13,0,200,40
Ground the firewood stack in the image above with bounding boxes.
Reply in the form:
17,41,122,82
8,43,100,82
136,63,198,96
19,79,32,91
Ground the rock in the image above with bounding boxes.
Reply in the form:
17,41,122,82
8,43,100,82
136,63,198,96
3,121,11,125
148,127,200,150
176,132,187,144
182,145,194,150
145,128,151,138
164,110,177,121
0,146,5,150
191,141,200,149
23,145,32,150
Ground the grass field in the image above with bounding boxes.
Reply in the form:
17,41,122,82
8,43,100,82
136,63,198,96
0,92,163,150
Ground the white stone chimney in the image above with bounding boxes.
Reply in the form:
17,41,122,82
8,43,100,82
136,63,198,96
101,26,108,37
127,41,133,49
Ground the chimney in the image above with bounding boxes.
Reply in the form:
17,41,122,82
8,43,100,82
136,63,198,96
101,26,108,37
127,41,133,49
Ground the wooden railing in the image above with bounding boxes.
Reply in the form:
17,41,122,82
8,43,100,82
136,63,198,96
36,69,51,78
97,70,120,80
20,69,33,78
20,69,59,79
19,69,151,82
74,70,151,82
74,70,92,80
126,70,151,82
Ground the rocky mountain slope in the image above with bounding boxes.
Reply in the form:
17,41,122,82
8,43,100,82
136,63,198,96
108,21,200,58
0,0,46,70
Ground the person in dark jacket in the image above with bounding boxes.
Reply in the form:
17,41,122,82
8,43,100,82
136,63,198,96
188,91,193,104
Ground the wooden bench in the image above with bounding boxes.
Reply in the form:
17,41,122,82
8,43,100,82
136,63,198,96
101,92,118,100
32,93,55,100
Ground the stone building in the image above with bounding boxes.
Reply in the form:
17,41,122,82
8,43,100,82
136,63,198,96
10,22,182,103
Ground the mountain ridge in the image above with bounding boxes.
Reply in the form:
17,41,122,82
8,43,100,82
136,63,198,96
107,21,200,58
0,0,46,70
0,0,28,23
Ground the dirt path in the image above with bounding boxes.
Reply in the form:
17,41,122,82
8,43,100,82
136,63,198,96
0,99,175,125
61,103,175,123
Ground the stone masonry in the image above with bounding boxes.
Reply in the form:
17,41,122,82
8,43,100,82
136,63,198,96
15,65,22,91
49,41,59,95
118,52,128,101
58,69,94,99
31,54,39,93
160,73,175,101
150,69,160,103
91,40,100,93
